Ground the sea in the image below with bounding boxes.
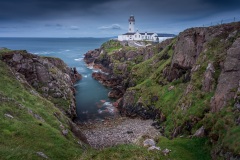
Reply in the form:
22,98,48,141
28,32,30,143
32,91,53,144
0,37,117,121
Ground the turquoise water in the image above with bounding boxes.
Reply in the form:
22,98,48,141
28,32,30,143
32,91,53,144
0,37,116,121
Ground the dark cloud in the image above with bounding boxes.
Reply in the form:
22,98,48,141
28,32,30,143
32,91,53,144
0,0,239,37
0,0,115,21
0,0,239,22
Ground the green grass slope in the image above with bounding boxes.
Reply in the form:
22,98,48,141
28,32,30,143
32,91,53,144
0,59,85,159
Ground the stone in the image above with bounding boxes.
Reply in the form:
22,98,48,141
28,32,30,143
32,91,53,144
52,92,63,98
162,148,171,156
143,139,156,147
62,129,68,136
193,126,205,137
148,146,161,151
12,53,23,62
202,63,215,92
234,101,240,111
34,114,45,122
36,152,48,159
168,86,175,91
126,131,133,134
4,113,14,119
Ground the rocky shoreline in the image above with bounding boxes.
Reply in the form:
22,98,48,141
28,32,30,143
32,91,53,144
83,22,240,158
78,116,160,149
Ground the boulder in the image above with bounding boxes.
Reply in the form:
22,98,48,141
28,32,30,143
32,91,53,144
193,126,205,137
4,113,14,119
62,129,68,136
143,139,156,147
148,146,161,151
36,152,48,159
162,148,171,156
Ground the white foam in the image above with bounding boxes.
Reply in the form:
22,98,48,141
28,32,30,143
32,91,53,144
74,58,83,61
98,109,103,114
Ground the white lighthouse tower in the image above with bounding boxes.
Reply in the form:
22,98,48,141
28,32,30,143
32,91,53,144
128,15,135,33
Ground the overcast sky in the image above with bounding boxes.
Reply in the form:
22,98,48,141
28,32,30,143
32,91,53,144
0,0,240,37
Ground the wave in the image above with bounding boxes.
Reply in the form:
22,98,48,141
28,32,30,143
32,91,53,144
74,58,83,61
34,51,51,55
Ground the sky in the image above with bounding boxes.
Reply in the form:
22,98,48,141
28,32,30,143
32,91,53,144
0,0,240,37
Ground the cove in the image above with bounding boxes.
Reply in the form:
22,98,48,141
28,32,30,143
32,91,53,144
0,37,116,121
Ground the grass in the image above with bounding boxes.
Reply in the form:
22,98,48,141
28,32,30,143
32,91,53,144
101,40,122,54
81,137,211,160
0,60,85,159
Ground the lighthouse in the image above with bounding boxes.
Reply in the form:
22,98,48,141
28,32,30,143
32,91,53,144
128,15,135,33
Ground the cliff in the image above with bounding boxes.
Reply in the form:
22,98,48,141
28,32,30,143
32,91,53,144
0,49,87,159
84,22,240,159
1,50,81,118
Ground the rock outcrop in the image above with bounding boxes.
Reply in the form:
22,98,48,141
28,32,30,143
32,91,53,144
211,37,240,112
1,50,81,118
84,22,240,158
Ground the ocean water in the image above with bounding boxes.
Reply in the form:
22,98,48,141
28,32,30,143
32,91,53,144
0,37,117,121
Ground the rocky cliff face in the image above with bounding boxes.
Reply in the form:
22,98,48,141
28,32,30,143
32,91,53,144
84,22,240,158
1,50,81,119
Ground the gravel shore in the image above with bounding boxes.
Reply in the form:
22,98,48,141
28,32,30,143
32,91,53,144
78,117,160,149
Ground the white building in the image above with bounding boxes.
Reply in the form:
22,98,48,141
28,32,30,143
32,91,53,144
118,16,175,42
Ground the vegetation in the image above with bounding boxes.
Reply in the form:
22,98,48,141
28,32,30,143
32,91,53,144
82,137,211,160
0,60,85,159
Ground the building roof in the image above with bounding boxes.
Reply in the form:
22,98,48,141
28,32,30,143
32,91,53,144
139,33,155,35
122,33,135,35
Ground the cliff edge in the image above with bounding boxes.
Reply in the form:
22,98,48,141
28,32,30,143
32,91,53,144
84,22,240,159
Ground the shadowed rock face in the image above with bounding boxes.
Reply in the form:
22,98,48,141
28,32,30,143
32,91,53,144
1,50,81,119
211,37,240,112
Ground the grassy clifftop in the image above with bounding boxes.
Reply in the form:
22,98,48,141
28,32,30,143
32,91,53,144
0,59,85,159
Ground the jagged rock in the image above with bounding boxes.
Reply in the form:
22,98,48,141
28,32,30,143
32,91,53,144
12,53,23,62
235,101,240,111
172,126,182,138
1,51,81,119
4,113,14,119
108,88,123,99
193,126,205,137
202,63,215,92
211,38,240,112
69,121,88,144
143,139,156,147
36,152,48,159
162,148,171,156
172,28,207,69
